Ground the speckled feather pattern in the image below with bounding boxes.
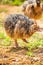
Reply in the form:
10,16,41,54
4,14,38,39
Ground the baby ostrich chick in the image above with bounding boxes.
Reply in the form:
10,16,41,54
4,14,39,47
22,0,36,12
22,0,43,20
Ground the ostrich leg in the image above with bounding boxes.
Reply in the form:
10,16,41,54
22,39,28,43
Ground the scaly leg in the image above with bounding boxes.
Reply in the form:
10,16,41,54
14,40,22,49
22,39,28,43
14,39,19,48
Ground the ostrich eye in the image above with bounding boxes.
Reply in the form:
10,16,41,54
32,22,34,24
12,25,14,29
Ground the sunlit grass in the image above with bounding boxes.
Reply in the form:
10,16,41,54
26,51,33,56
0,19,13,47
27,33,43,48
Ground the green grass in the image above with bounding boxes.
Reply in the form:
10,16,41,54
26,51,33,56
19,33,43,50
0,32,13,47
0,37,12,46
26,33,43,50
25,33,43,56
0,18,12,47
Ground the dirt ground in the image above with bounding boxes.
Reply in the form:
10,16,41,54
0,47,43,65
0,5,43,65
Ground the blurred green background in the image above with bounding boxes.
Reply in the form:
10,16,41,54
0,0,42,6
0,0,26,6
